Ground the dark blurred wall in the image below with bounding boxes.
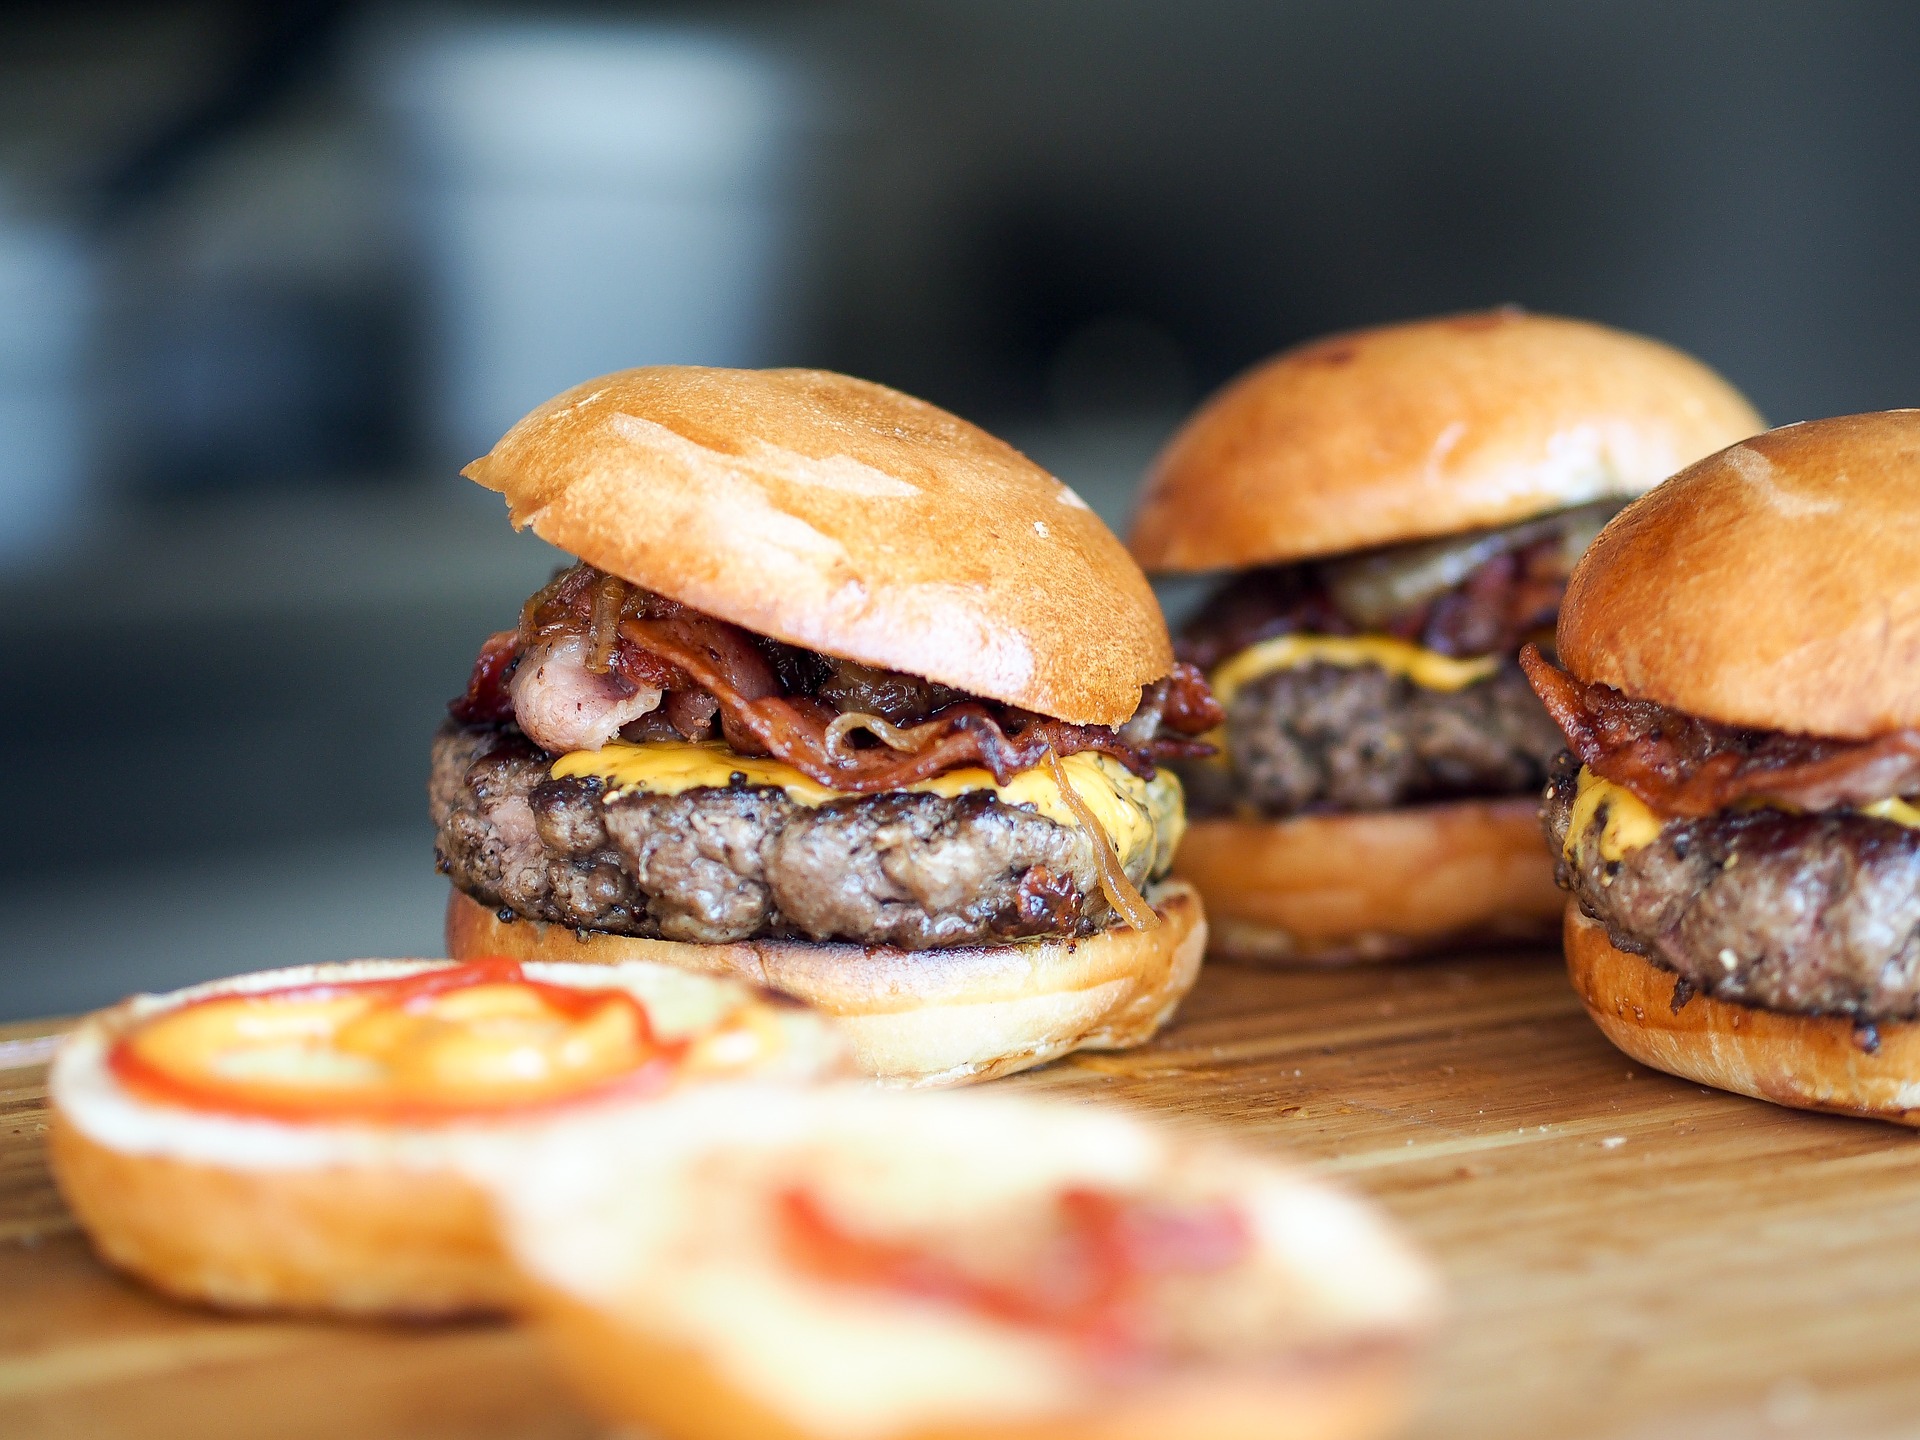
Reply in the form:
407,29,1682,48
806,0,1920,429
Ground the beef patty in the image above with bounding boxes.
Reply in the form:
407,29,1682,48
431,723,1161,950
1182,661,1563,818
1543,752,1920,1022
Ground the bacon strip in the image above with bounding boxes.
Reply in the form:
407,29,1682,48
449,629,520,724
1519,644,1920,816
452,563,1216,787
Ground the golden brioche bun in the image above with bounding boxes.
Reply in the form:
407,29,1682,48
48,959,848,1316
1130,310,1762,572
446,882,1206,1088
533,1295,1419,1440
1564,906,1920,1125
1173,800,1563,964
488,1086,1440,1440
463,366,1171,728
1559,410,1920,738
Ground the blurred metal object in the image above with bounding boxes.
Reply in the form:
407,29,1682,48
377,18,809,460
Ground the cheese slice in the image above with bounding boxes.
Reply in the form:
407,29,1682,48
551,741,1184,880
1208,634,1499,709
1565,766,1920,863
1563,766,1665,861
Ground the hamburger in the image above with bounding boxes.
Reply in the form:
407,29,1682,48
1526,410,1920,1124
490,1084,1439,1440
1128,309,1762,963
433,367,1217,1086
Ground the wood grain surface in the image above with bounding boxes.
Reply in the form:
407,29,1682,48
6,953,1920,1440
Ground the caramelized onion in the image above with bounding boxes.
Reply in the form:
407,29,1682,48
1323,500,1623,628
1042,748,1159,932
824,711,947,762
585,575,627,675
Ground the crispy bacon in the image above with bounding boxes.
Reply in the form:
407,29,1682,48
452,563,1216,787
1520,644,1920,816
449,629,520,724
1161,662,1225,733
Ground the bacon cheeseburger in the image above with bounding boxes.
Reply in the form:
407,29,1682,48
1129,310,1761,963
1527,410,1920,1124
434,368,1217,1086
489,1086,1439,1440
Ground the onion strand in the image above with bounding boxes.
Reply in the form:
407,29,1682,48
825,711,947,763
1041,748,1159,932
585,575,627,674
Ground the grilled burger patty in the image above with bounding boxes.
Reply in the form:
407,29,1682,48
1543,752,1920,1022
1182,661,1564,819
432,724,1161,950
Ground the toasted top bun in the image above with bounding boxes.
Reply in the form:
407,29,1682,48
464,367,1172,728
490,1085,1439,1440
1559,411,1920,738
1130,310,1763,572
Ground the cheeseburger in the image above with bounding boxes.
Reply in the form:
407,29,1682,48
1128,310,1761,962
1528,411,1920,1124
431,367,1216,1086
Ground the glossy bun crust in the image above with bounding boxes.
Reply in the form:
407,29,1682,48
48,959,850,1315
1173,800,1564,964
1130,310,1762,572
1564,906,1920,1125
464,367,1172,728
1558,410,1920,738
446,882,1207,1087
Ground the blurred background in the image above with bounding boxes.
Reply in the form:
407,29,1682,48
4,0,1920,1018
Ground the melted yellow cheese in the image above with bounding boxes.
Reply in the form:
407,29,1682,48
551,741,1185,880
1563,766,1666,861
1860,797,1920,830
1565,767,1920,863
1208,634,1500,709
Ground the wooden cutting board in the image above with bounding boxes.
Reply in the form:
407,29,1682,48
6,952,1920,1440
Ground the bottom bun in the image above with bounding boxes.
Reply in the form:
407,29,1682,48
49,958,849,1315
491,1086,1438,1440
48,1119,505,1317
1173,800,1563,965
535,1285,1419,1440
446,883,1207,1087
1564,906,1920,1125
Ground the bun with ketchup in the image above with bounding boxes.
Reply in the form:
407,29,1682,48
48,958,845,1315
1526,410,1920,1124
435,367,1215,1086
491,1085,1440,1440
1129,310,1762,963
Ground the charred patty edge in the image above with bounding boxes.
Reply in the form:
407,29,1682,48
432,722,1168,951
1542,751,1920,1024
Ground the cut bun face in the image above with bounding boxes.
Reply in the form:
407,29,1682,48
1565,906,1920,1124
48,959,847,1315
1173,800,1564,964
446,882,1207,1088
464,366,1172,728
490,1085,1440,1440
1130,310,1763,572
1559,410,1920,738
